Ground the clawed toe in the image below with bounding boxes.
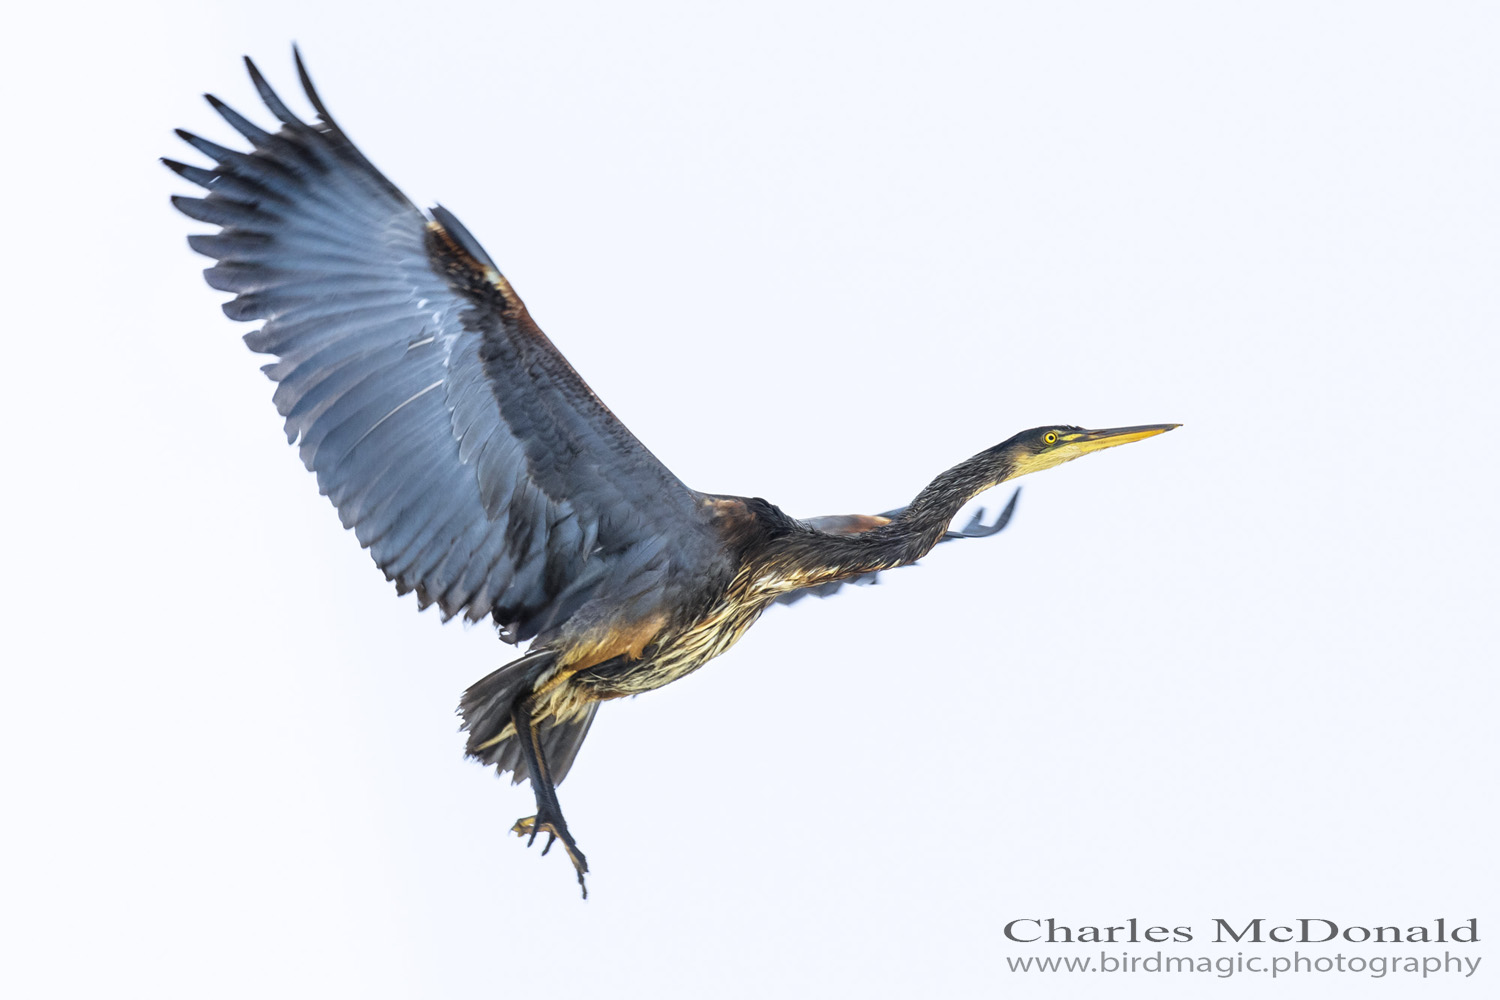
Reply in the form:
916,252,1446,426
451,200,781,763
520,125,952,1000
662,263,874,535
513,814,590,897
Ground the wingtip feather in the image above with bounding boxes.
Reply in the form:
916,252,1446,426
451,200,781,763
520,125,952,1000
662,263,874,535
244,53,303,125
205,92,272,144
291,43,332,122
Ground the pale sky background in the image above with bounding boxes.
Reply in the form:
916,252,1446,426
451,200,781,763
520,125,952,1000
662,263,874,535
4,2,1497,997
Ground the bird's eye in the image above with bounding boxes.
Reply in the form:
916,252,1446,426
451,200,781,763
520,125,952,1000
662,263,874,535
1044,432,1057,445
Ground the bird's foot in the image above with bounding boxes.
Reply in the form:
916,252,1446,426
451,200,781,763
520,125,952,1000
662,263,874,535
513,814,590,898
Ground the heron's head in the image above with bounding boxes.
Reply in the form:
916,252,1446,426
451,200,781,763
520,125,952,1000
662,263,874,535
994,423,1180,480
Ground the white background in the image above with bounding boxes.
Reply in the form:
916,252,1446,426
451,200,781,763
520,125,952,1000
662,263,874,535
4,2,1496,997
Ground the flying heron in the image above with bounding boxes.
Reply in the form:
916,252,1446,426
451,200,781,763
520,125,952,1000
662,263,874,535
166,51,1178,897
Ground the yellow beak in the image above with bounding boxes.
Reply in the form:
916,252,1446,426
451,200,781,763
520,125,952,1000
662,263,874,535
1064,423,1182,455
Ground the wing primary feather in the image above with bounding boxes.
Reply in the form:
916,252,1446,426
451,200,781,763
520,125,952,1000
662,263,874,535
161,158,215,189
293,45,333,122
205,93,272,144
172,194,260,229
172,129,244,168
243,56,305,126
285,48,420,211
164,156,295,212
173,129,302,195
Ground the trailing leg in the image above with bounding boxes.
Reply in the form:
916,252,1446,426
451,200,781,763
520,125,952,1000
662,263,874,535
510,696,590,898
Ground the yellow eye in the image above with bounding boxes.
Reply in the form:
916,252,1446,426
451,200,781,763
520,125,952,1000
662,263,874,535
1044,432,1057,445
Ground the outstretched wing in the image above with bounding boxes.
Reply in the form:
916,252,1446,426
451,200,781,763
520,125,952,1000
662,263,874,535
167,51,719,641
775,489,1020,606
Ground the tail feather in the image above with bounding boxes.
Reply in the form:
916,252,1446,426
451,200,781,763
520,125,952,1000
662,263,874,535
459,650,599,785
486,704,600,786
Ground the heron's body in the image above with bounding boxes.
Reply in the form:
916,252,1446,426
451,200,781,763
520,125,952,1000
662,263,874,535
168,51,1177,897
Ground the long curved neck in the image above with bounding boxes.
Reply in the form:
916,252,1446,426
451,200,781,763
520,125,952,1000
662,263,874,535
896,446,1017,548
770,445,1017,589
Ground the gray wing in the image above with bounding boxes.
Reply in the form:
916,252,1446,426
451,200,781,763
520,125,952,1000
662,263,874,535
167,52,720,641
775,489,1020,606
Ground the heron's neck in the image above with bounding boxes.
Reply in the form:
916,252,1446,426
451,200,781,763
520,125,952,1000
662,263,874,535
775,447,1016,587
897,447,1016,546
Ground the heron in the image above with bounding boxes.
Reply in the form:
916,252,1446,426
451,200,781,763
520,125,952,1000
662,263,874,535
166,51,1178,897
